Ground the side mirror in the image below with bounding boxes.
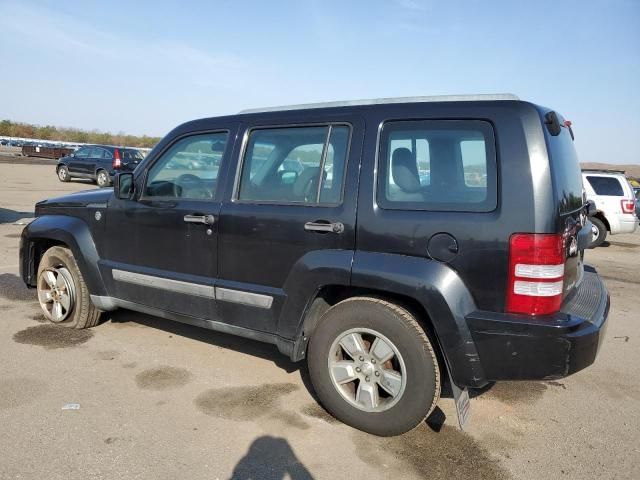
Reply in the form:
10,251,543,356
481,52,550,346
585,199,597,217
114,172,134,200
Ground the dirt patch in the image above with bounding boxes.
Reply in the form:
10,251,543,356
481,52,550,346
300,403,340,424
608,241,639,249
96,350,119,361
0,273,36,302
353,424,509,479
104,437,117,444
195,383,308,429
0,377,48,409
122,362,138,369
30,313,47,323
0,304,12,311
4,233,21,238
135,366,192,390
13,324,93,349
482,381,548,404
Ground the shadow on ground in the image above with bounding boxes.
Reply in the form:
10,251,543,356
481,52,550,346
230,436,313,480
0,208,33,224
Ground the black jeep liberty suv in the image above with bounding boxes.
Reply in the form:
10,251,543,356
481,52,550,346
20,94,609,436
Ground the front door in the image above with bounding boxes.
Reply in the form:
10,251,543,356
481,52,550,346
216,119,363,334
102,129,234,319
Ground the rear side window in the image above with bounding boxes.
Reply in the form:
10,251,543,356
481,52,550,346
586,176,624,196
377,120,496,212
237,125,350,205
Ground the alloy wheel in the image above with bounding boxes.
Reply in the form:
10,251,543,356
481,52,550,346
37,267,75,322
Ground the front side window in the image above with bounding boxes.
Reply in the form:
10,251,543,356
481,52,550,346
75,147,91,158
586,176,624,196
378,120,496,212
144,132,228,200
237,125,350,205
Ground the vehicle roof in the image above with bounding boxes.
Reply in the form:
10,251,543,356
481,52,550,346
582,169,626,176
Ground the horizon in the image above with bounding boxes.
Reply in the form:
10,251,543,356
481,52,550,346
0,0,638,164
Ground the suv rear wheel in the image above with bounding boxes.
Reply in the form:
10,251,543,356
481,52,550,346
589,217,607,248
96,169,110,188
307,297,440,436
37,246,102,329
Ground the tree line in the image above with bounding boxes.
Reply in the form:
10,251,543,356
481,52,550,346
0,119,161,148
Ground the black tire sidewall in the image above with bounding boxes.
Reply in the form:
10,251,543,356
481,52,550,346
589,217,607,248
307,299,439,436
38,247,86,328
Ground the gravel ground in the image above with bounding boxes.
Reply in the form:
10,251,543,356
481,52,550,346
0,163,639,479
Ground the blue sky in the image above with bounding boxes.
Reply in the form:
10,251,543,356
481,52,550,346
0,0,638,163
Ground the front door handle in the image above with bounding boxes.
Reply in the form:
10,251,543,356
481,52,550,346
304,221,344,234
184,214,215,226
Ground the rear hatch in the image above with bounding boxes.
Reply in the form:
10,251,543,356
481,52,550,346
543,111,586,300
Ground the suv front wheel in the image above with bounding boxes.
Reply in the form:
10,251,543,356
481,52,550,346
37,246,102,329
307,297,441,436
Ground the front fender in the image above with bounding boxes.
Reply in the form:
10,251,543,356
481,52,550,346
351,251,487,388
20,215,108,296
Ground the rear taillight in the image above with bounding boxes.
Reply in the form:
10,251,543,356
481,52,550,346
621,199,635,214
506,233,565,316
113,149,122,169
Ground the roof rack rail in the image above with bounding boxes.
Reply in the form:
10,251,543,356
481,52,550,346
239,93,519,114
581,168,626,174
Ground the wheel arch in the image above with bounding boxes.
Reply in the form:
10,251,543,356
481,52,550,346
291,252,488,388
20,215,108,296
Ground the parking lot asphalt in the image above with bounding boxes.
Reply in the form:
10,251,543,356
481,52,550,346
1,162,639,480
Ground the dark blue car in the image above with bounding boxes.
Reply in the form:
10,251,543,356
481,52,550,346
56,145,144,187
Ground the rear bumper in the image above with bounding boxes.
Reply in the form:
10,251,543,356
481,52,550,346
610,213,638,234
466,267,609,381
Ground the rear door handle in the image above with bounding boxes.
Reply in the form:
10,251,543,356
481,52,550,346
184,214,215,225
304,221,344,234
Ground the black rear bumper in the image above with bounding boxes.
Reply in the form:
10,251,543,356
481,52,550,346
466,266,609,381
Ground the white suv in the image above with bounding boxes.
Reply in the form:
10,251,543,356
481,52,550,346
582,170,638,247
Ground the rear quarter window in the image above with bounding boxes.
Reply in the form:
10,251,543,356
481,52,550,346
586,176,624,196
377,120,497,212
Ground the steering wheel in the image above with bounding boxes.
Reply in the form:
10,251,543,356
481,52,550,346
173,174,211,199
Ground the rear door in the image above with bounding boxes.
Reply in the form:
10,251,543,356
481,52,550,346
544,114,586,296
216,117,363,334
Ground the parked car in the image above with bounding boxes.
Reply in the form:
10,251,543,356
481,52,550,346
56,145,144,187
582,170,638,247
20,95,609,436
634,186,640,218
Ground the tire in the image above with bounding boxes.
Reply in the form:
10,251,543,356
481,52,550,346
57,165,70,182
96,169,110,188
36,246,102,329
307,297,440,436
589,217,607,248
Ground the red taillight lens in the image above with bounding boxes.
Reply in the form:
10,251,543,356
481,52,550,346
113,149,121,169
621,199,635,214
506,233,565,316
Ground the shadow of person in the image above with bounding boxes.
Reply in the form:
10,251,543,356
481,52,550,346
230,436,314,480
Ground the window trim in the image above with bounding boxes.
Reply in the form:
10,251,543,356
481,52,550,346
139,129,230,203
374,118,498,213
232,122,352,207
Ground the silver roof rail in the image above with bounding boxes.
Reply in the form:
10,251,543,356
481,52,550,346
239,93,520,114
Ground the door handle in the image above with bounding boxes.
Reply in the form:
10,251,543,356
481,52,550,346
304,221,344,234
184,214,215,225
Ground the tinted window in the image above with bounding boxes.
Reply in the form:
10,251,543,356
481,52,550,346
144,132,228,200
378,120,496,212
238,125,350,204
586,176,624,196
123,149,143,161
547,125,583,212
89,147,107,159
